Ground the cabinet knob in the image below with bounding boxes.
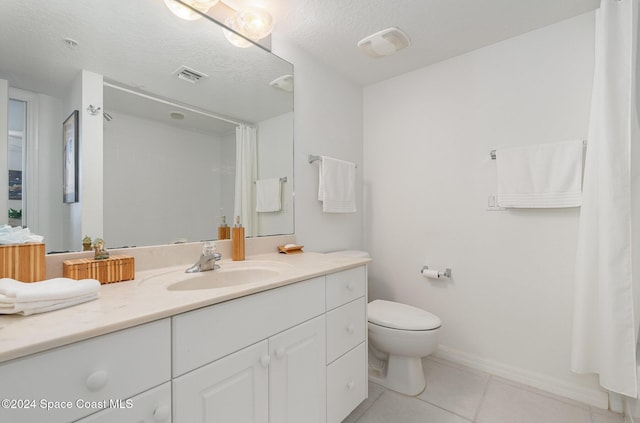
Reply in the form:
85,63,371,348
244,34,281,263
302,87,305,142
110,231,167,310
85,370,108,392
346,380,356,391
275,347,286,360
260,355,271,368
346,323,355,334
153,404,171,422
346,281,355,291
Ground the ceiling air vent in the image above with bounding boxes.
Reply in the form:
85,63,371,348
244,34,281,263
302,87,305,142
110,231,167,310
174,66,209,84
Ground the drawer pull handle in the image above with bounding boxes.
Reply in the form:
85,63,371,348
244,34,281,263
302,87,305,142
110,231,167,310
275,347,286,360
346,282,355,291
153,404,171,422
346,380,356,391
260,355,271,368
346,323,355,334
85,370,108,392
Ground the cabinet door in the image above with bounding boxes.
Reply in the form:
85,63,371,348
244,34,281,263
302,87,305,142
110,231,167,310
172,340,269,423
269,315,326,423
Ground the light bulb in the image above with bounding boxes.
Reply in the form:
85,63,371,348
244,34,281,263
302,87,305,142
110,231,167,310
236,7,273,40
223,15,252,48
164,0,219,21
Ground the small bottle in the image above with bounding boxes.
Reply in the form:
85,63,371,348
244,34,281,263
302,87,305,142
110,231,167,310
217,216,230,240
231,216,245,261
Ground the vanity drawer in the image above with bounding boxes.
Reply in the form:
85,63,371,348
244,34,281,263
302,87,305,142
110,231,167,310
326,342,367,423
76,382,171,423
0,319,171,423
326,266,366,311
326,297,366,363
172,276,325,377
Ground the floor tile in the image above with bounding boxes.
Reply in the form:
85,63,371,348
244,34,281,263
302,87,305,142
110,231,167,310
590,407,626,423
418,358,490,420
355,390,471,423
342,382,385,423
476,379,592,423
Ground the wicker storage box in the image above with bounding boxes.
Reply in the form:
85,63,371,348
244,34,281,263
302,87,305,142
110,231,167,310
0,243,46,282
63,255,135,284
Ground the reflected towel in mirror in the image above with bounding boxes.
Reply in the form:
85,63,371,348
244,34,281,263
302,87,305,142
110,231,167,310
256,178,282,212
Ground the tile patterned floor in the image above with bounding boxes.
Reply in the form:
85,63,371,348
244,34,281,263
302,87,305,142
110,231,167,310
344,357,625,423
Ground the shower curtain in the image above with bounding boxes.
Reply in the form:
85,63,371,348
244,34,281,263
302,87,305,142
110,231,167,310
234,124,257,237
571,0,640,397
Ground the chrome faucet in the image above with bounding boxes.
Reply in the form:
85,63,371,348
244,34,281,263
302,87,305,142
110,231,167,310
186,242,221,273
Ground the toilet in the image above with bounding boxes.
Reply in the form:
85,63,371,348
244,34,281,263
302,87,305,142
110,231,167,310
328,250,442,396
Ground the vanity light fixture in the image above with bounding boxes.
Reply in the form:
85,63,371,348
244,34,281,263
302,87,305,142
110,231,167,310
164,0,219,21
223,15,253,48
223,6,274,48
357,27,411,58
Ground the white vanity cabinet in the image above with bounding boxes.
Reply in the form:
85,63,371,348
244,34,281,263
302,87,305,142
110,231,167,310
172,264,367,423
172,276,327,423
326,266,368,423
0,319,171,423
0,262,368,423
75,382,172,423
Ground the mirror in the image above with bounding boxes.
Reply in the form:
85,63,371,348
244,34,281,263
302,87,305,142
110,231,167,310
0,0,294,252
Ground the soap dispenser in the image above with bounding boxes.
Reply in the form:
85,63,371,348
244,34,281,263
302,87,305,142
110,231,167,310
217,216,230,240
231,216,245,261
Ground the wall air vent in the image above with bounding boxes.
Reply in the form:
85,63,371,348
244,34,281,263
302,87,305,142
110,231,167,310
174,65,209,84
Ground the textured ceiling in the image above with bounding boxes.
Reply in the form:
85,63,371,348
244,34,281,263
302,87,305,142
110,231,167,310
0,0,293,131
261,0,601,85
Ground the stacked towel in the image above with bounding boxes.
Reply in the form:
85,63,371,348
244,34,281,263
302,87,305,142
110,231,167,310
256,178,282,212
0,278,101,316
496,140,584,208
318,156,356,213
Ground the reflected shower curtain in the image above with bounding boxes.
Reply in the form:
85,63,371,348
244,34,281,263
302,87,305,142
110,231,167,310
234,124,257,237
571,0,640,397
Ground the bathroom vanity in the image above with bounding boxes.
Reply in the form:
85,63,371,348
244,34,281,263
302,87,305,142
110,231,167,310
0,250,369,423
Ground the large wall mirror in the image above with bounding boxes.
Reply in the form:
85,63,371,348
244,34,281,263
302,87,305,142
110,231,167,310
0,0,294,252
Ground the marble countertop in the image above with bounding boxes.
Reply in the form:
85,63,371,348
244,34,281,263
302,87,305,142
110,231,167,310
0,252,370,364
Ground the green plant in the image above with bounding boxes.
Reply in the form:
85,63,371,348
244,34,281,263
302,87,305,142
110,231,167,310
8,208,22,219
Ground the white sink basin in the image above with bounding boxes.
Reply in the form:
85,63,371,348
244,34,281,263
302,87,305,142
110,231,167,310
167,267,282,291
142,260,292,291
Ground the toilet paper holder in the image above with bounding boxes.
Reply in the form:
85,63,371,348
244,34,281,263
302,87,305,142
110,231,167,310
421,266,452,279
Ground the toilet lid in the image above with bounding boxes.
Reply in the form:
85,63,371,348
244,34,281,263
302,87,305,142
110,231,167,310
368,300,441,331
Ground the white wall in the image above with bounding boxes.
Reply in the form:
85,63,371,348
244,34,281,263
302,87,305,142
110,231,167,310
271,39,364,252
103,111,225,247
256,112,294,236
36,94,64,251
364,12,605,406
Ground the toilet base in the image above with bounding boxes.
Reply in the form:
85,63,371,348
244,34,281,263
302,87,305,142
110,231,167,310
368,354,426,396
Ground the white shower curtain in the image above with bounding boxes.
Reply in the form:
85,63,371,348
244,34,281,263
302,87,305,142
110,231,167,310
234,124,257,237
571,0,640,397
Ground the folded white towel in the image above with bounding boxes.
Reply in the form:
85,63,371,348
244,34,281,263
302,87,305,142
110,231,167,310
318,156,356,213
256,178,282,212
496,140,584,208
0,292,100,316
0,277,101,303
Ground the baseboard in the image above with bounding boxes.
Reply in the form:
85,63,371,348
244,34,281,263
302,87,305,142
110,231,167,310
433,344,609,409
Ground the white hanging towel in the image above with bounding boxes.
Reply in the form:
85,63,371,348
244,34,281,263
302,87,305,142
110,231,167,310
496,140,584,208
256,178,282,212
318,156,356,213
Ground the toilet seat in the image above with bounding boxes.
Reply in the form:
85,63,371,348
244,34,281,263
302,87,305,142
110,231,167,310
368,300,441,331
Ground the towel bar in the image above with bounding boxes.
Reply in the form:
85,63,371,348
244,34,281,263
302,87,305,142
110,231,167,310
254,177,287,184
308,154,358,168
